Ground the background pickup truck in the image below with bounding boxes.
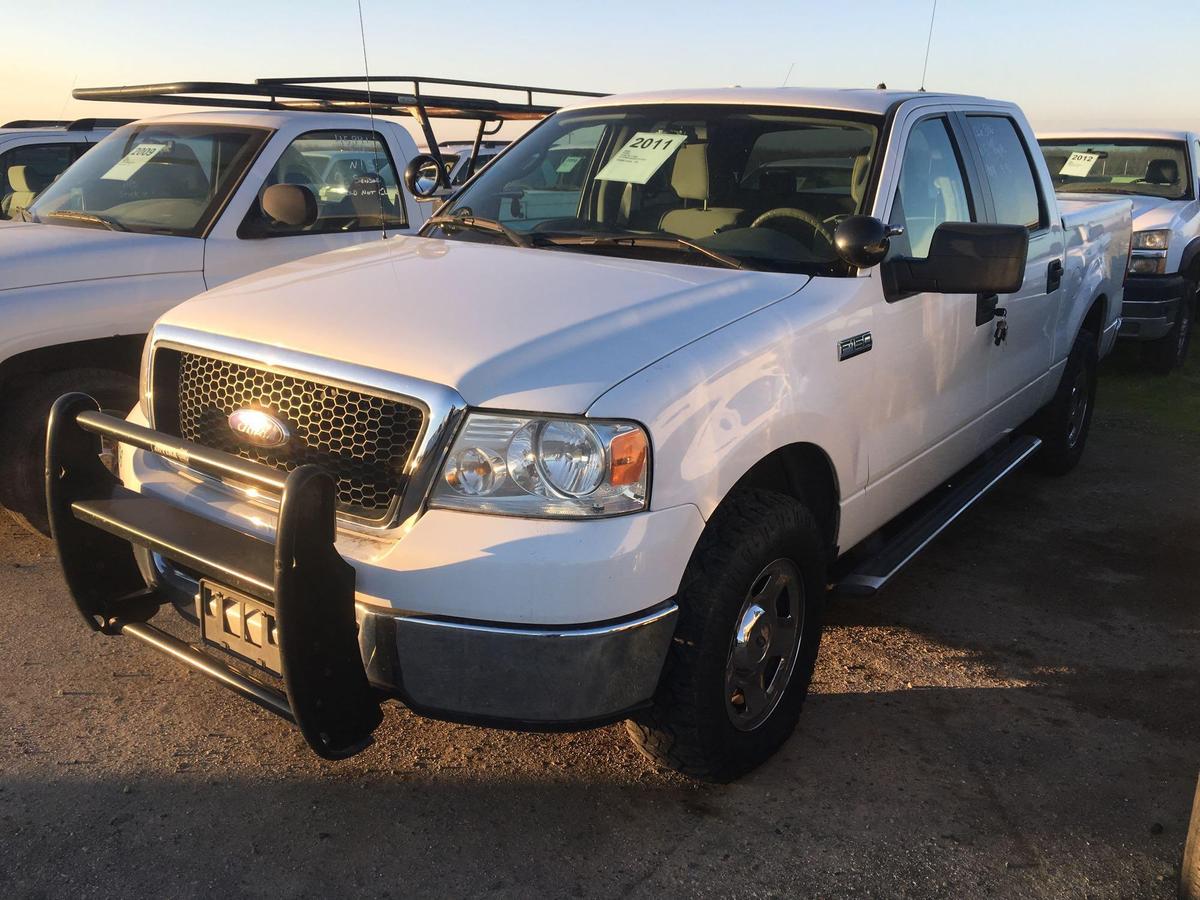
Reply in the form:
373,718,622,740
1040,129,1199,372
48,87,1131,782
0,77,601,533
0,117,129,220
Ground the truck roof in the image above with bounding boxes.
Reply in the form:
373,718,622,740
1039,128,1196,142
562,86,995,116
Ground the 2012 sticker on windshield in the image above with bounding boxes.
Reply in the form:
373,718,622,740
101,142,169,182
1059,152,1101,177
594,132,687,185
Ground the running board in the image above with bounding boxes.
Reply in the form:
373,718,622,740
834,436,1042,596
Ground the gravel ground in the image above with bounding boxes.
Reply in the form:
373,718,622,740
0,384,1196,898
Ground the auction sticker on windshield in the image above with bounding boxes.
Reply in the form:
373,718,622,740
102,142,169,181
595,132,687,185
1059,152,1101,177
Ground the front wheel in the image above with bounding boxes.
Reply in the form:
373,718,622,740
0,369,137,535
1033,328,1097,476
625,488,826,782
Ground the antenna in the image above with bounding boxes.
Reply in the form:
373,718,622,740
356,0,387,238
919,0,938,92
782,62,795,87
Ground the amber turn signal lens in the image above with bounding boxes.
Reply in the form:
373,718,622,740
609,430,648,486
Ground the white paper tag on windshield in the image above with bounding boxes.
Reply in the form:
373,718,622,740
1059,152,1100,177
556,154,586,174
594,132,687,185
101,142,168,181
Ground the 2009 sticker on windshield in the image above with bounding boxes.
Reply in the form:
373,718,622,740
594,132,688,185
101,143,169,181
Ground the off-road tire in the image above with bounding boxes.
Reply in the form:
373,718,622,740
1142,285,1194,375
1181,773,1200,899
1033,328,1097,476
625,488,826,782
0,369,136,536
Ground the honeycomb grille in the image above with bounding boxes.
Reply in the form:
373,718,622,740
159,350,424,521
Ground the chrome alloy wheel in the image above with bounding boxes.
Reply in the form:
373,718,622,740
1066,367,1090,449
724,558,805,732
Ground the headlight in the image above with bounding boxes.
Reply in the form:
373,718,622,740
137,332,154,418
429,413,649,517
1132,230,1170,250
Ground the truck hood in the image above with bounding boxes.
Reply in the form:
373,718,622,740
161,236,809,411
0,222,201,292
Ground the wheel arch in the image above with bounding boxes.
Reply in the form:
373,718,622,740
719,442,841,557
1081,293,1106,339
0,334,145,399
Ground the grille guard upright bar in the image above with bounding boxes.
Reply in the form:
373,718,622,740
46,393,383,760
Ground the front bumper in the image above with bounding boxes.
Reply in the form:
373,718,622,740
49,398,681,759
1119,274,1187,340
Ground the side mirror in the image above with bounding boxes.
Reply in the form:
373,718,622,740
887,222,1029,295
834,215,903,268
403,153,447,200
261,183,317,229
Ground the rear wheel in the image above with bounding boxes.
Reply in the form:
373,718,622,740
1142,284,1194,374
0,369,136,535
625,488,826,782
1033,328,1097,476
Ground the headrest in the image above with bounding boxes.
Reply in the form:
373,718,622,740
851,155,871,205
7,165,41,194
1145,158,1179,185
671,143,709,201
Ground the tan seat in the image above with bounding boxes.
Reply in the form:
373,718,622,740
659,144,741,239
1,165,46,220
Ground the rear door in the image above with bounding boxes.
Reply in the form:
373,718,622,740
959,111,1063,432
202,126,416,288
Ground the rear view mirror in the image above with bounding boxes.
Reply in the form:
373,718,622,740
403,153,447,200
887,222,1028,296
261,183,317,229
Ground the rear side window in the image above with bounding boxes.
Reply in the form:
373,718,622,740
968,116,1044,230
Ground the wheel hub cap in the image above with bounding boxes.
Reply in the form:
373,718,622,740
725,559,805,732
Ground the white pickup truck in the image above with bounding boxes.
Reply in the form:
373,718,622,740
48,87,1131,782
0,77,597,532
1039,130,1199,371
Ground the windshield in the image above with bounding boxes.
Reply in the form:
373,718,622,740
28,123,269,236
1038,139,1193,200
429,104,880,273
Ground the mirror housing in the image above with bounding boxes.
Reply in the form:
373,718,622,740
261,183,317,229
886,222,1029,296
403,153,448,200
834,215,902,268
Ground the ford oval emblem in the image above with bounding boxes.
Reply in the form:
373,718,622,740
228,408,290,448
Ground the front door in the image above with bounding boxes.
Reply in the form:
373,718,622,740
202,128,414,288
863,113,995,520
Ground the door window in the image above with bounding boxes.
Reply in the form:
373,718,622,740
493,124,605,227
968,116,1044,230
0,142,82,219
240,130,407,237
889,117,974,258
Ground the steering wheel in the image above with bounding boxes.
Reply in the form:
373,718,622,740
750,207,835,251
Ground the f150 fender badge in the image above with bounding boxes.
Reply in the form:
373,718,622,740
838,332,873,361
228,408,291,448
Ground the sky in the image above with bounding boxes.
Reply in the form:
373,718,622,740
3,0,1197,142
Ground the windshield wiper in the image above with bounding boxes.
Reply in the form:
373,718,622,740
42,210,130,232
541,233,748,270
426,214,531,248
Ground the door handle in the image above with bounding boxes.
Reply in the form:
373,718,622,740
1047,259,1064,293
976,293,999,326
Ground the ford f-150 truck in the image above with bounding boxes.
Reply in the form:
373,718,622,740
1039,130,1199,372
0,77,599,533
48,87,1131,782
